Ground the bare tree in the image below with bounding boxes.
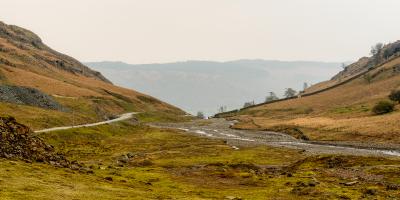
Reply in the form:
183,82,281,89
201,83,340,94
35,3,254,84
284,88,297,98
243,101,255,108
364,74,373,84
265,92,279,102
303,82,309,91
341,63,347,70
371,43,384,65
196,111,205,119
370,43,383,56
218,106,227,113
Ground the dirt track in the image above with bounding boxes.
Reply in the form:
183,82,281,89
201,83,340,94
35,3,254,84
35,112,138,133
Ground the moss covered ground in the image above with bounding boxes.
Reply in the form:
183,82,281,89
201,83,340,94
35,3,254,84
0,119,399,199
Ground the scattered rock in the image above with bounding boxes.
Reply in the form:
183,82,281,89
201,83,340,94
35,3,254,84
343,181,359,186
127,152,135,158
338,195,351,200
0,117,71,168
386,184,400,190
308,181,319,187
118,155,130,163
364,188,377,196
225,196,242,200
291,181,319,196
0,85,65,111
264,125,309,140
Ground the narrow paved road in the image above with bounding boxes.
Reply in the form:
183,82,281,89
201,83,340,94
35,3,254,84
151,118,400,157
35,112,138,133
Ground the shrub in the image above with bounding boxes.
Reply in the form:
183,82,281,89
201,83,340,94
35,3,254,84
372,101,395,115
389,90,400,103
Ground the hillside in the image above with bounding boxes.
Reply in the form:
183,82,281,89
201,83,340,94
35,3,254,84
305,41,400,94
222,43,400,144
86,60,342,116
0,21,185,129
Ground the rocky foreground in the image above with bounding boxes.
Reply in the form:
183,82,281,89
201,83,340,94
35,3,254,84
0,116,75,168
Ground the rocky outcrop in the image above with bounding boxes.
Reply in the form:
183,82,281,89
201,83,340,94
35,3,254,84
331,57,371,81
0,85,64,110
0,117,71,167
332,41,400,82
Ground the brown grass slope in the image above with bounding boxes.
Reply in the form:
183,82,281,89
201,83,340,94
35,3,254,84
306,41,400,94
0,21,185,129
230,51,400,144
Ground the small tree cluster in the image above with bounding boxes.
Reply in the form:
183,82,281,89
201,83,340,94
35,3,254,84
284,88,297,98
383,42,400,60
196,111,205,119
370,42,400,66
370,43,384,65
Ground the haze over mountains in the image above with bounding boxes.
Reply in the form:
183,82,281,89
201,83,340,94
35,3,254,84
87,60,344,116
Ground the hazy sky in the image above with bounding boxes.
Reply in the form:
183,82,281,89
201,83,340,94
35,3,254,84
1,0,399,64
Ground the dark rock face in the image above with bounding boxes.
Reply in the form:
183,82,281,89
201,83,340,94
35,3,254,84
0,85,64,110
0,117,71,167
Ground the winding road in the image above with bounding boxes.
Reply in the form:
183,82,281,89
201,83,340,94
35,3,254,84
34,113,400,158
151,118,400,157
34,112,138,133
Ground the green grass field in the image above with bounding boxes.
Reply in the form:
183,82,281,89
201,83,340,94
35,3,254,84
1,120,400,199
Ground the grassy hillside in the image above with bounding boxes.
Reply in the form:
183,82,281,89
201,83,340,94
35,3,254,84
0,21,185,129
226,53,400,144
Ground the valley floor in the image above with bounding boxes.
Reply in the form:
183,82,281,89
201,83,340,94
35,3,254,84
151,119,400,157
1,119,400,199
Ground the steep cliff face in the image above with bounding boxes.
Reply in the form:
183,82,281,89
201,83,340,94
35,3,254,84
0,21,110,83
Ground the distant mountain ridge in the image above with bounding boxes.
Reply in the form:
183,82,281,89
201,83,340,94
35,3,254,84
86,60,343,116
